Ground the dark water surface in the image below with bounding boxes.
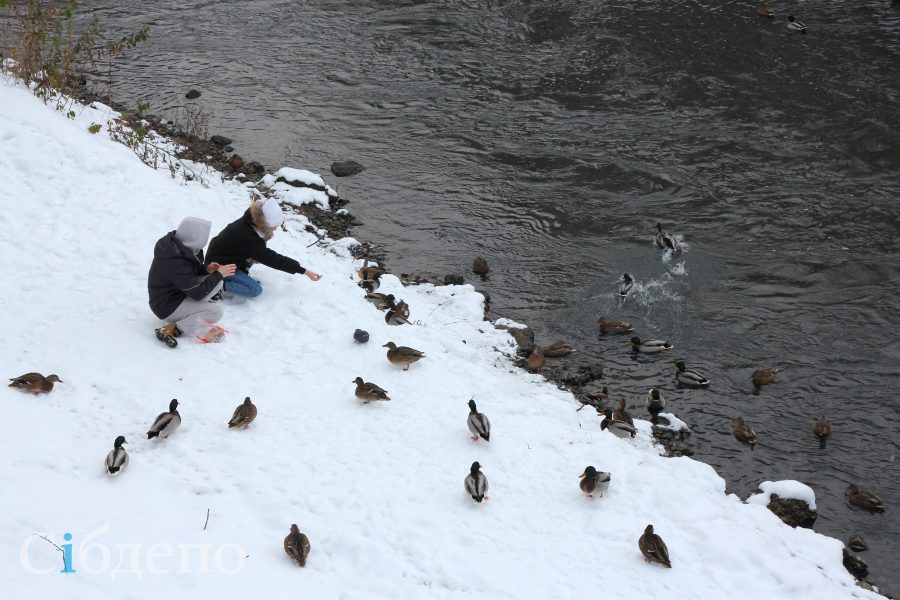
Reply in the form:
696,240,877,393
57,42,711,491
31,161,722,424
86,0,899,590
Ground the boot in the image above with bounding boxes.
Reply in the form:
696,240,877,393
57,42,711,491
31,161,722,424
155,323,179,348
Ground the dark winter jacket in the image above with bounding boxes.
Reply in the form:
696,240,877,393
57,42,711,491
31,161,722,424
148,232,223,319
206,207,306,275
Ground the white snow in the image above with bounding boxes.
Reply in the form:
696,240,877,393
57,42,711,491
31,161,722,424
748,480,818,511
655,412,691,433
274,166,326,188
0,74,882,599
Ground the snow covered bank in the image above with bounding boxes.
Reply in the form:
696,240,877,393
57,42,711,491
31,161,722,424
0,76,883,599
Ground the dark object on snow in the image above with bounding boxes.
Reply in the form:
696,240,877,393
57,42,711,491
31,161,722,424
354,329,369,344
848,535,868,552
185,89,201,99
842,547,868,579
210,134,232,147
330,160,366,177
766,493,817,529
444,274,464,285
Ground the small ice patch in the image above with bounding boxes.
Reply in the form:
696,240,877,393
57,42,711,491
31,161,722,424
495,318,528,329
275,167,326,188
655,412,690,433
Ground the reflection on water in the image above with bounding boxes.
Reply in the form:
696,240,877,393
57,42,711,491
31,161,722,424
85,0,900,590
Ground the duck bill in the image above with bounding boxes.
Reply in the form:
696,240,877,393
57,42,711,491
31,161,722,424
579,471,587,478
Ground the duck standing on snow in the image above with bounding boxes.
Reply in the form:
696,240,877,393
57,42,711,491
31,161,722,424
847,485,886,512
542,341,576,357
579,466,611,498
284,524,311,567
385,298,411,325
228,397,257,429
105,436,129,476
752,367,779,387
787,15,806,34
733,416,758,447
464,461,489,502
617,274,634,297
673,360,710,387
655,223,679,252
365,292,394,310
639,524,672,568
601,408,637,439
597,318,634,335
645,389,666,423
358,255,382,281
8,372,62,394
629,337,673,354
147,399,181,439
614,398,635,427
467,399,491,442
353,377,390,403
527,345,546,372
383,342,425,371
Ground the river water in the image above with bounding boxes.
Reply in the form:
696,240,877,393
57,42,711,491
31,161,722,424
83,0,899,590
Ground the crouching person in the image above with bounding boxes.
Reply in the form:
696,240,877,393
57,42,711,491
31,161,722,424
148,217,237,347
206,197,321,299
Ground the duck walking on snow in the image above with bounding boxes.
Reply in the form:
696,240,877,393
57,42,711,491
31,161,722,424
8,372,62,394
383,342,425,371
353,377,390,403
614,398,634,427
284,524,311,567
639,524,672,568
228,397,258,429
464,461,489,502
467,398,491,442
673,360,709,387
601,408,637,438
105,436,129,476
147,399,181,439
579,466,611,498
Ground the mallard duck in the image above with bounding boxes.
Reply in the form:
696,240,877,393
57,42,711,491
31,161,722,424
596,318,634,335
353,377,390,403
385,299,411,325
639,524,672,568
8,372,62,394
358,256,382,280
756,4,775,18
673,360,710,387
365,292,394,310
629,337,673,353
284,524,311,567
579,466,611,498
614,398,634,427
655,223,679,252
467,398,491,442
787,15,806,33
147,399,181,439
359,278,381,293
464,461,489,502
228,397,257,429
617,274,634,297
526,346,545,372
733,416,757,446
473,256,489,275
384,341,425,371
812,416,832,448
542,341,576,357
751,367,779,387
847,485,885,512
646,389,665,422
229,154,244,172
600,408,637,438
105,436,129,476
575,386,608,412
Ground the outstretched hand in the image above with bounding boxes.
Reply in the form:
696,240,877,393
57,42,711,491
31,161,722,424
305,270,322,282
217,264,237,277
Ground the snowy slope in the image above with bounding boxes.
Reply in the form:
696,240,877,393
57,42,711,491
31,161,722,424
0,76,883,600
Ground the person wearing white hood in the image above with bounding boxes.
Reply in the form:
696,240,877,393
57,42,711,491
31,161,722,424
148,217,237,347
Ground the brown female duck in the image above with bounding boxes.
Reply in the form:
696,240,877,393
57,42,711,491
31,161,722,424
384,342,425,371
8,372,62,394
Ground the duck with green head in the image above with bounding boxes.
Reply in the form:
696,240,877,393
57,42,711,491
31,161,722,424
579,466,611,498
673,360,709,387
645,389,665,423
601,408,636,439
628,337,673,354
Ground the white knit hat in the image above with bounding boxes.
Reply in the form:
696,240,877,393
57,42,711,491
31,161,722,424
261,198,284,228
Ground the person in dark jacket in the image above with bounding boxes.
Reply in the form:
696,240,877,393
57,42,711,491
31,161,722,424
205,198,321,298
148,217,237,347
